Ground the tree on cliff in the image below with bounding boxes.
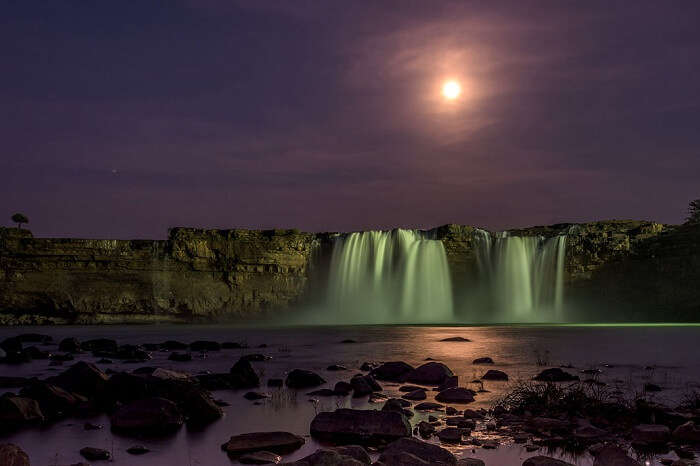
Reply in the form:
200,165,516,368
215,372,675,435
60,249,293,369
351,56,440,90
687,199,700,225
11,213,28,229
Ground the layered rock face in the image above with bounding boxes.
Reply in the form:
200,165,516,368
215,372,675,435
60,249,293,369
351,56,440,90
1,220,698,324
0,228,318,324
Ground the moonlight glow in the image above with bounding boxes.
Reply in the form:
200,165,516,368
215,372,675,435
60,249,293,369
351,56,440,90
442,80,461,100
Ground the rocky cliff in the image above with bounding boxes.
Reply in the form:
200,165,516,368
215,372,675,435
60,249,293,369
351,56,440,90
1,220,698,324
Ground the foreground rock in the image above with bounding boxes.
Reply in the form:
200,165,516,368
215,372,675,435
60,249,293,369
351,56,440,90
406,362,454,385
592,445,640,466
0,395,44,430
110,397,184,436
0,443,30,466
435,387,475,404
310,409,411,445
523,457,574,466
221,432,305,457
378,437,456,465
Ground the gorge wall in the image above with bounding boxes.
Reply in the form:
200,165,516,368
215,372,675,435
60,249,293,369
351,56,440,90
0,220,698,324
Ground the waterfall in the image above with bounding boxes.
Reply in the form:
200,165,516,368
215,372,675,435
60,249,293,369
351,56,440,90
475,231,567,321
326,229,453,323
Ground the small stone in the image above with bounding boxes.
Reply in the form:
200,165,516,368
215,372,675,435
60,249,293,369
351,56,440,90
126,445,150,455
80,447,111,461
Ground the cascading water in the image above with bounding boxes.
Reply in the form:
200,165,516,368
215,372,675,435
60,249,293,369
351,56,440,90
474,230,567,321
325,229,453,323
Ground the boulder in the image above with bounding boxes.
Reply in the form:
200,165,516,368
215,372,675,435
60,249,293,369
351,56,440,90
310,409,411,445
481,369,508,381
473,357,494,364
230,358,261,388
48,362,109,398
221,431,305,456
79,447,111,461
239,451,283,464
592,445,640,466
370,362,414,382
631,424,670,445
438,376,458,392
378,437,456,465
522,457,575,466
334,381,353,395
673,421,700,444
437,427,463,443
0,443,30,466
19,382,84,419
286,370,326,389
406,362,454,386
0,395,44,429
110,397,184,436
402,389,427,401
350,374,381,397
414,402,444,411
435,387,476,404
533,368,579,382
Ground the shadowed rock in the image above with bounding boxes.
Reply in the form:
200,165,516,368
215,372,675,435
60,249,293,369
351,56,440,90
48,361,109,398
239,451,282,464
481,370,508,381
0,395,44,430
378,437,456,465
439,337,470,342
522,457,575,466
110,397,184,436
310,409,411,445
286,370,326,389
80,447,111,461
221,431,305,457
673,421,700,443
591,445,640,466
0,443,30,466
406,362,454,385
533,368,579,382
435,387,475,404
370,362,414,382
402,389,427,401
230,358,261,388
472,357,494,364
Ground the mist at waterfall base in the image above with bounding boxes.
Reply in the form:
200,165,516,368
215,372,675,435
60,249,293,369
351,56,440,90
291,229,569,325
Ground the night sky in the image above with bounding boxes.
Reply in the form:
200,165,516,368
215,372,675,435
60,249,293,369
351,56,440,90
2,1,700,239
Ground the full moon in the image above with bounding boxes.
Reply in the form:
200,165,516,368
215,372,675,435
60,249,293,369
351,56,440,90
442,80,461,100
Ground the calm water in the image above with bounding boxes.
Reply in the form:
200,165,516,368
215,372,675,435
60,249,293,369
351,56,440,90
0,325,698,465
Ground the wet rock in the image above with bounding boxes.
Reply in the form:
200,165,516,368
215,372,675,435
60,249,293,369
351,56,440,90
402,389,427,401
673,421,700,443
286,370,326,389
350,374,381,397
333,445,371,464
481,370,508,381
0,395,44,429
463,408,485,419
221,431,305,456
48,361,109,398
189,341,221,351
592,445,641,466
435,387,476,404
310,409,411,445
418,421,435,438
445,406,458,415
240,451,282,464
631,424,670,445
168,352,192,362
0,443,30,466
82,338,118,353
110,397,184,436
406,362,454,386
399,385,424,392
438,376,458,392
182,387,224,427
162,340,189,350
327,364,347,371
80,447,111,461
334,381,353,395
19,381,84,419
439,337,470,342
245,392,270,400
371,362,415,382
230,358,261,388
126,445,150,455
533,368,579,382
378,437,456,465
414,402,444,411
437,427,463,443
522,457,575,466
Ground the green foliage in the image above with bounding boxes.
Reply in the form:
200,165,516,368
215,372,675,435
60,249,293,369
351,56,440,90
11,213,28,229
687,199,700,225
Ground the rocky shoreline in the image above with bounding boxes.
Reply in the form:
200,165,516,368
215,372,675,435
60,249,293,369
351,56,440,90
0,332,698,465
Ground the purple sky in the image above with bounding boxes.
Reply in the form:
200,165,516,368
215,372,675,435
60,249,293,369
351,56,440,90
2,1,699,238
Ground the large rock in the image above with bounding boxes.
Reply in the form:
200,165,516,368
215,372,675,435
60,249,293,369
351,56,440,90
481,370,508,381
350,374,381,397
0,395,44,430
533,368,579,382
0,443,30,466
378,438,456,465
230,358,261,388
110,397,184,436
592,445,640,466
673,421,700,444
48,361,109,398
370,362,414,382
631,424,670,444
58,337,81,353
221,431,305,456
406,362,454,386
19,382,84,419
523,457,575,466
310,409,411,445
435,387,475,404
286,370,326,389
